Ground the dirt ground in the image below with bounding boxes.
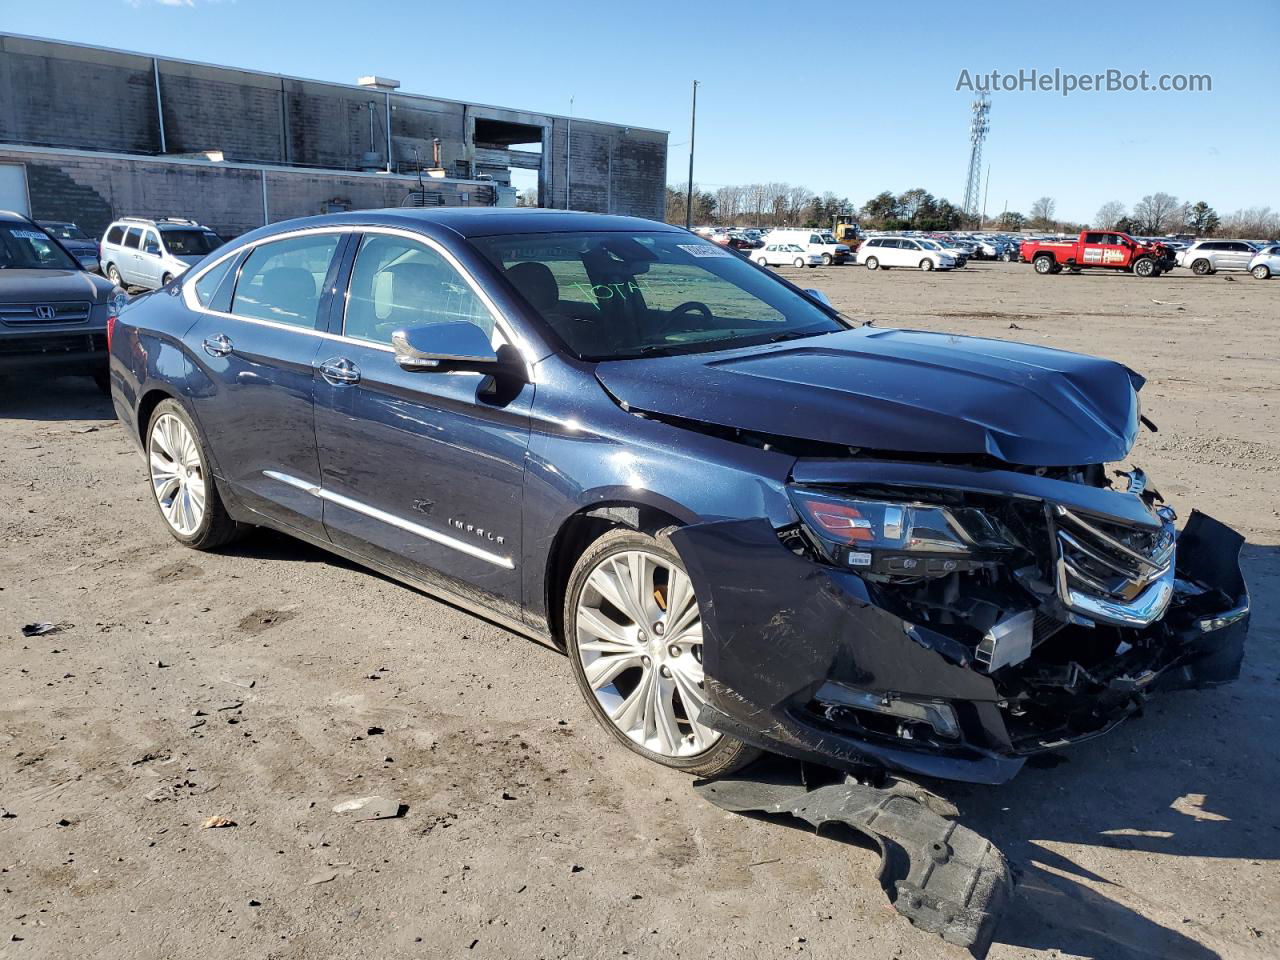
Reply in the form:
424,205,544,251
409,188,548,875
2,261,1277,960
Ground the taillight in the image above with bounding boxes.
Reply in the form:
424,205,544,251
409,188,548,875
106,314,118,351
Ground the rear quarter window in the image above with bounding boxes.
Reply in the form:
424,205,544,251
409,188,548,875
106,226,124,245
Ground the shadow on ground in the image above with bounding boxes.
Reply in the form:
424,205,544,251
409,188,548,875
0,374,115,421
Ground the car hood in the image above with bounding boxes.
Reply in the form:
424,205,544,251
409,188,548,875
594,327,1144,467
0,269,115,303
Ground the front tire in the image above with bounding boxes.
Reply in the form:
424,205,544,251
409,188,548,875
919,258,934,271
146,399,243,550
564,527,758,778
865,256,880,270
1252,264,1271,279
821,253,833,266
1133,257,1157,278
106,263,123,286
793,257,805,268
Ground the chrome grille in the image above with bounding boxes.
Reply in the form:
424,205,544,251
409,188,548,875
1052,505,1176,626
0,301,93,327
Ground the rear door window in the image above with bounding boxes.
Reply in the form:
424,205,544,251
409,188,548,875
123,228,142,250
231,233,341,329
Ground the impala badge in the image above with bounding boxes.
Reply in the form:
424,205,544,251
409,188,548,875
448,518,505,545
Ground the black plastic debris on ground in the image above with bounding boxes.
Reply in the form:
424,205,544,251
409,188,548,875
694,758,1011,959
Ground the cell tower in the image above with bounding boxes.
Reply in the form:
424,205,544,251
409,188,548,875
962,94,991,224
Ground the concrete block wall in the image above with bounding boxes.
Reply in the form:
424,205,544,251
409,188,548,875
0,147,493,241
0,34,666,220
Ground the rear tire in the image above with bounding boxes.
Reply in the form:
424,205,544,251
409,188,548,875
146,399,244,551
1033,254,1055,274
161,273,174,287
1133,257,1157,278
563,527,760,778
1191,259,1212,276
1253,264,1272,279
865,256,880,270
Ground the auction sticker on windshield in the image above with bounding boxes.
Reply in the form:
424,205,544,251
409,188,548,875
677,243,732,258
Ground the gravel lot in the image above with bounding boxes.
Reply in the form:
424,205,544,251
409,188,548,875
2,261,1276,960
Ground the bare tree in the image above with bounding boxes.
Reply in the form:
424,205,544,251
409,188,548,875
714,185,743,225
744,183,768,225
1220,206,1280,238
785,184,815,225
1094,201,1126,229
1131,193,1180,234
1030,196,1057,229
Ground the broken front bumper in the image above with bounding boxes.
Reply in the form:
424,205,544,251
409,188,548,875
670,511,1249,785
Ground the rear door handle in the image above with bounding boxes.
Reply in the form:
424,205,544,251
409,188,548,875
202,333,233,357
319,356,361,385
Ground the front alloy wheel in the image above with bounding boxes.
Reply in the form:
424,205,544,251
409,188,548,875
1252,264,1271,279
565,529,757,776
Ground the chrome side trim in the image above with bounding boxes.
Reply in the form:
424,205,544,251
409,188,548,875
263,470,514,569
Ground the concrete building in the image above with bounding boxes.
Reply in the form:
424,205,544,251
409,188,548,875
0,34,667,239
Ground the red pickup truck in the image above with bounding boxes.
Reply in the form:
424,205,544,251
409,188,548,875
1020,231,1175,278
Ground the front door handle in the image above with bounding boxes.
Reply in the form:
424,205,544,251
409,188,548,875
202,333,234,357
319,356,361,385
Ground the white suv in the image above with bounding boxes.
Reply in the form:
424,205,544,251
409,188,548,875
1177,239,1259,275
100,217,224,290
858,237,955,271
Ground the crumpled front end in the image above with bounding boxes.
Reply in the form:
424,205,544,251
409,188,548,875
671,470,1249,785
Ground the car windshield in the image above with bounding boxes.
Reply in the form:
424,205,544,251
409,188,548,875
161,229,222,256
917,239,941,250
472,231,850,361
0,223,80,270
42,223,89,241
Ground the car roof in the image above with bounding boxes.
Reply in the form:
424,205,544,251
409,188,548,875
246,208,687,241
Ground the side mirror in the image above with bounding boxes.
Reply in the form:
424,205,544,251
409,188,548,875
804,288,833,308
392,321,500,373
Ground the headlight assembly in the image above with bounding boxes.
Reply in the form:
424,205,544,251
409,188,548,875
788,488,1015,579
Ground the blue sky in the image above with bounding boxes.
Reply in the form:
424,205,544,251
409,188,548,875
6,1,1275,223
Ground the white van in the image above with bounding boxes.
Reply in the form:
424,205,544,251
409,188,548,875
857,236,956,272
765,229,850,265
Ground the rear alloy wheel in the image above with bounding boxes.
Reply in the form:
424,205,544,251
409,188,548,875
146,400,242,550
919,258,934,271
865,256,880,270
1033,254,1055,274
1191,259,1212,276
565,528,758,777
161,273,174,287
1253,264,1272,279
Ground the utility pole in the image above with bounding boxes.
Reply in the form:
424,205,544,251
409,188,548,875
566,95,573,210
685,80,698,230
981,164,991,228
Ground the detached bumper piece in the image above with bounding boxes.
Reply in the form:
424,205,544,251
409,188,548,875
694,767,1010,958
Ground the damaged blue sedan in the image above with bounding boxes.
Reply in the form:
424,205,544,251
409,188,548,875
108,209,1250,785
